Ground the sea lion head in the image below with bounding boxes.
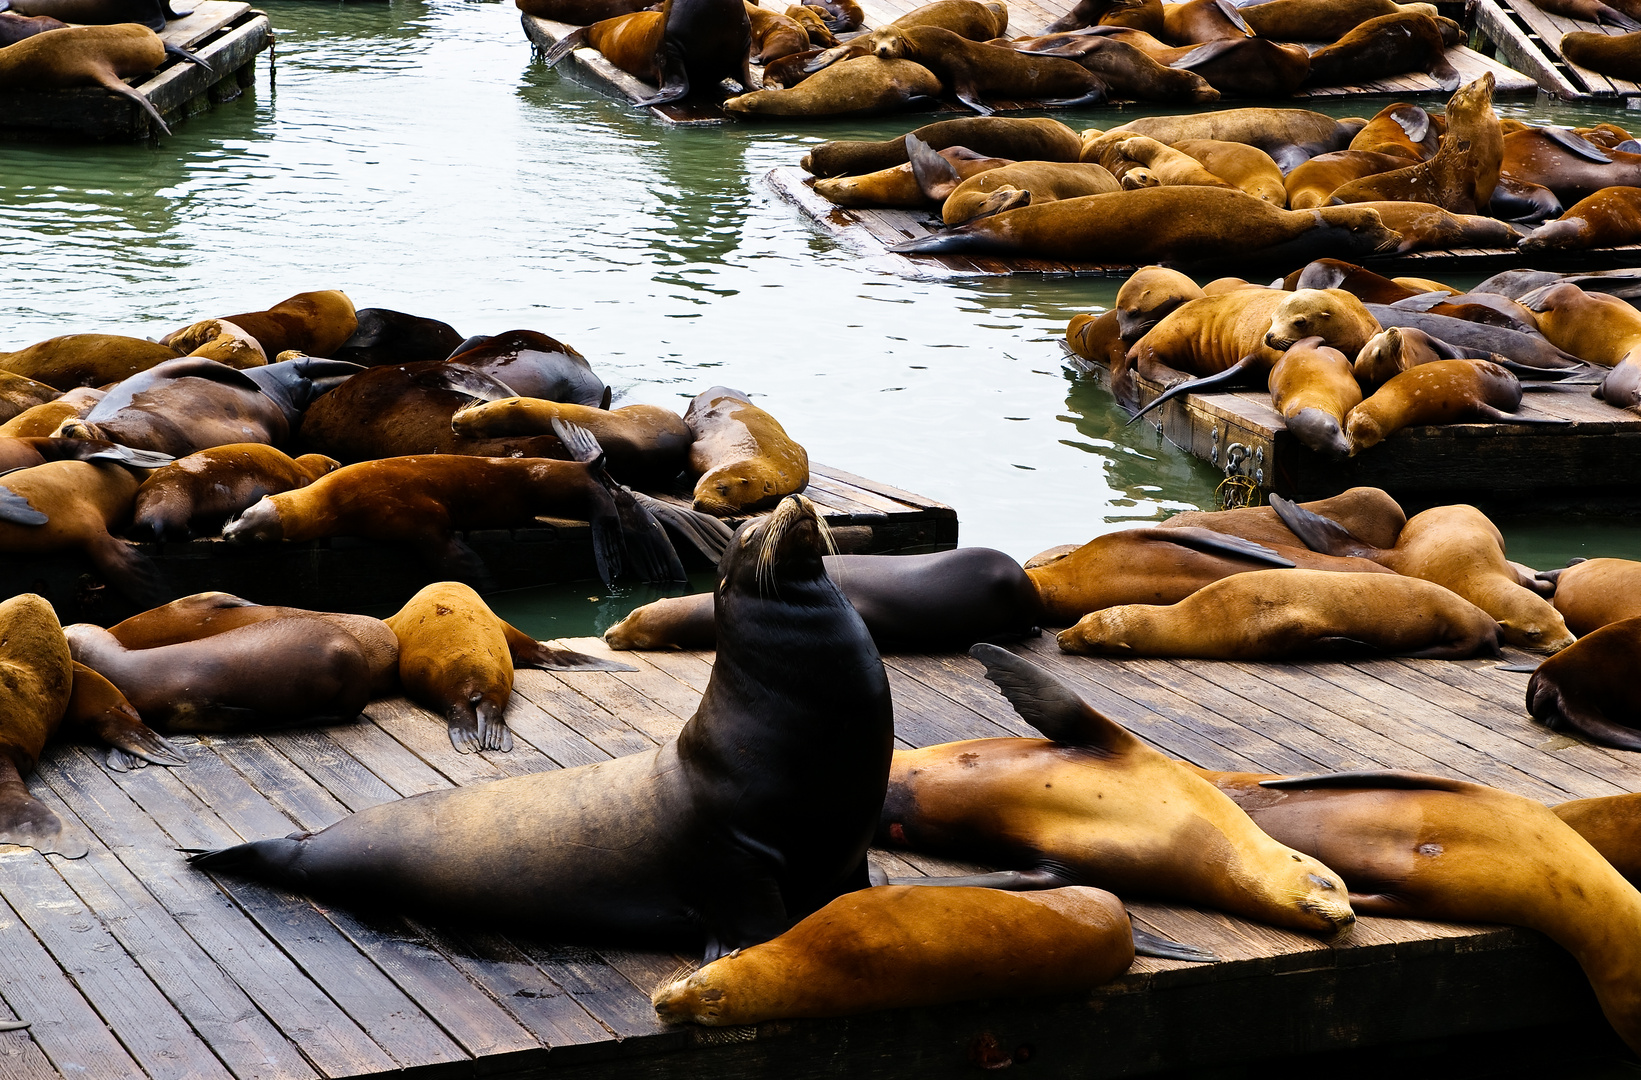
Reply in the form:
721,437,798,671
868,25,911,59
221,496,286,545
694,458,793,516
1114,265,1204,341
719,493,832,597
1518,218,1585,253
1353,327,1411,386
1265,288,1380,354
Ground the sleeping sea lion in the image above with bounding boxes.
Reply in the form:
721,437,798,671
445,330,608,406
0,10,67,45
814,144,1011,209
1304,12,1459,91
801,116,1080,176
1562,30,1641,83
1348,102,1441,161
746,3,809,61
0,333,179,390
684,387,808,515
331,308,464,367
1351,200,1524,253
0,25,199,137
1241,0,1439,41
171,291,357,359
162,319,267,369
1500,126,1641,204
1171,140,1283,203
2,0,186,30
938,160,1121,224
0,594,79,857
1542,557,1641,635
1268,336,1361,458
1352,325,1497,386
190,495,896,961
0,388,102,437
1527,616,1641,751
1157,485,1406,550
1008,32,1219,102
1160,0,1252,43
1284,150,1415,210
543,0,750,105
1109,108,1362,160
450,397,692,488
866,27,1105,115
0,459,165,604
1520,186,1641,254
129,444,339,541
1342,359,1545,453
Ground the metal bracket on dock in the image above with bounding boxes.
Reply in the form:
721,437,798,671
1210,428,1265,486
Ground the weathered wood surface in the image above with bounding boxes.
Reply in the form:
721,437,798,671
0,2,272,142
1475,0,1641,98
1,630,1631,1079
0,463,957,627
1064,348,1641,509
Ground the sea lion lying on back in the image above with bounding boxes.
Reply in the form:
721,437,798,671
684,387,809,514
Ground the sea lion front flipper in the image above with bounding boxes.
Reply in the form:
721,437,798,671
1132,927,1218,963
89,70,171,135
1268,493,1378,559
501,620,638,672
952,85,997,117
1389,105,1429,145
907,134,961,200
1259,769,1475,793
0,486,48,526
634,44,690,106
86,445,176,469
0,780,87,860
969,643,1141,753
1126,353,1262,425
632,491,734,563
1139,526,1295,568
1544,126,1613,164
1495,662,1540,673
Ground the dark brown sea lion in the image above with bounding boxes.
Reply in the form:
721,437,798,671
0,333,179,390
129,444,339,542
0,459,164,604
514,0,655,25
1329,74,1502,213
295,361,565,465
332,308,464,367
1285,150,1413,209
867,25,1104,114
1539,0,1641,28
801,115,1080,176
1202,769,1641,1055
1491,174,1563,223
0,594,79,857
1008,31,1219,102
1269,336,1361,459
1304,12,1459,91
1543,558,1641,635
1057,568,1501,660
1241,0,1438,41
1353,200,1524,253
804,0,1008,68
606,547,1042,650
1352,325,1496,386
1501,126,1641,203
450,397,690,488
1160,0,1251,43
1,0,186,30
190,495,896,962
1342,359,1535,453
66,660,185,772
0,9,65,44
174,291,357,360
1527,616,1641,751
0,371,62,424
1153,36,1312,97
1563,29,1641,81
1288,258,1423,301
544,0,750,105
1043,0,1163,34
652,885,1138,1025
869,644,1356,935
685,387,808,515
445,330,608,406
1519,185,1641,254
1363,304,1585,375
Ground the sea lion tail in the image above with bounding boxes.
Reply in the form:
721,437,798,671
1268,494,1377,559
163,42,212,71
0,781,87,859
92,71,172,137
186,835,312,884
541,27,590,67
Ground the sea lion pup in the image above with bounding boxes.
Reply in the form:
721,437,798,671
1008,32,1219,102
1541,558,1641,635
0,24,201,134
606,547,1042,650
1342,360,1547,454
66,619,374,732
191,496,895,960
1351,200,1524,253
1526,616,1641,751
386,582,635,755
1304,12,1460,91
1284,150,1417,210
295,361,565,465
891,186,1397,262
871,645,1356,936
1241,0,1439,41
1352,326,1498,387
0,459,165,604
0,594,79,857
1171,140,1283,203
938,159,1121,224
330,308,464,367
1520,186,1641,254
444,330,608,406
1200,769,1641,1055
653,885,1141,1026
1109,108,1363,162
1329,74,1502,214
684,387,808,515
0,333,179,390
129,444,339,542
802,115,1079,176
1058,567,1500,659
746,3,809,61
862,25,1104,115
1563,30,1641,82
1024,525,1396,623
1273,498,1575,652
1268,337,1361,459
451,397,692,488
162,290,357,360
815,143,1012,209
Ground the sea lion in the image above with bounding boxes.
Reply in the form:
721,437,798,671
385,581,635,755
0,371,62,424
1160,0,1252,43
66,619,375,732
1364,304,1583,372
784,5,837,46
296,361,566,465
2,0,186,29
652,884,1138,1026
1153,36,1312,96
1491,175,1563,223
1526,616,1641,751
1043,0,1163,33
0,333,179,391
1304,12,1459,91
190,495,896,961
0,433,150,472
66,660,184,772
1562,30,1641,82
1113,265,1205,342
1171,140,1283,203
1269,336,1361,458
1241,0,1439,41
514,0,657,25
1109,108,1362,160
1342,359,1541,453
1352,200,1524,253
171,291,357,360
0,594,79,857
1554,791,1641,883
544,9,665,81
161,319,266,369
1288,259,1423,303
1108,135,1235,189
813,145,1011,208
803,0,1009,69
1285,150,1417,210
801,0,863,31
1520,186,1641,254
444,330,608,406
1352,325,1496,386
129,444,340,542
871,644,1356,935
801,116,1080,176
0,10,66,45
938,160,1121,224
0,459,164,604
864,25,1103,115
1158,485,1407,550
1328,74,1501,213
892,186,1397,262
1009,31,1219,102
1500,127,1641,204
606,547,1042,650
451,397,691,488
1202,769,1641,1055
1059,568,1501,659
1273,497,1575,652
746,2,810,61
1064,310,1124,369
1519,283,1641,407
544,0,750,105
1543,558,1641,635
1348,102,1441,161
331,308,464,367
1024,525,1393,623
684,387,808,515
1538,0,1641,28
0,23,201,131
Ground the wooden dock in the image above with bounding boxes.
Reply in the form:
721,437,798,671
1065,349,1641,512
1,629,1634,1079
0,2,273,142
0,464,956,628
1475,0,1641,101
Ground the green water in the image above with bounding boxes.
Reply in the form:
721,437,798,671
3,0,1641,642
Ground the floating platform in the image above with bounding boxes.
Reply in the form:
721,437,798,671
1475,0,1641,101
0,464,956,627
1065,349,1641,512
0,2,272,142
1,632,1633,1079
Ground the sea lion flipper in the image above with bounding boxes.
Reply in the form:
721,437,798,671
968,643,1139,752
163,42,211,71
1258,769,1474,793
1388,292,1452,313
1388,105,1429,146
85,534,169,607
1168,39,1239,71
0,486,48,526
1430,56,1460,93
541,26,591,67
91,71,172,137
1126,354,1261,425
96,715,187,769
1544,126,1613,164
1143,526,1294,568
87,445,176,469
1132,927,1218,963
1474,406,1571,425
632,491,734,563
1268,494,1377,559
421,363,517,402
953,88,996,117
906,134,961,201
612,485,684,584
502,621,638,672
885,867,1075,889
0,781,87,859
634,45,690,106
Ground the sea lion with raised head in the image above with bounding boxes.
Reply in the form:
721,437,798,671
684,387,809,515
1328,74,1502,213
129,444,339,542
802,115,1080,176
190,495,895,961
0,333,179,390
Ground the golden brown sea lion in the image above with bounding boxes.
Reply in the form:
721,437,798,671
1202,768,1641,1055
1562,30,1641,82
161,318,267,369
1110,135,1234,189
0,387,102,439
0,459,162,604
652,884,1138,1025
1348,102,1440,160
1521,283,1641,408
1159,0,1251,42
1273,497,1575,652
867,25,1103,114
0,333,179,391
1544,558,1641,635
938,160,1121,224
1352,200,1524,253
546,0,752,105
1109,107,1362,158
802,115,1080,176
745,2,809,61
1304,12,1459,91
1527,616,1641,751
0,594,79,857
0,23,181,133
1500,127,1641,203
1152,36,1312,96
1057,568,1500,659
1268,336,1361,459
1064,310,1125,367
129,444,339,541
171,290,357,360
1328,74,1501,213
0,371,61,424
1285,150,1415,210
812,145,1010,208
1172,139,1284,204
873,644,1358,935
1554,791,1641,883
450,397,692,488
723,56,942,116
784,4,837,45
1519,185,1641,254
1159,485,1406,550
1113,265,1205,342
1342,359,1532,453
1241,0,1438,41
684,386,809,515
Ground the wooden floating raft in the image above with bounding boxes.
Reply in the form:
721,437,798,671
0,464,956,628
0,1,273,142
1475,0,1641,100
1065,349,1641,511
0,632,1629,1080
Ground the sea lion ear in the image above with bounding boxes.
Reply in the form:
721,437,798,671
968,643,1139,753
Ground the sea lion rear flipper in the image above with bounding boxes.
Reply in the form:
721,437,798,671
187,834,308,884
1041,85,1107,109
502,620,638,672
968,643,1140,752
633,491,733,563
1429,56,1460,93
1141,526,1295,568
91,71,171,137
1530,685,1641,751
0,781,87,860
0,486,48,526
1268,493,1377,559
1495,662,1540,673
907,134,961,200
86,445,176,469
1259,769,1474,793
1126,353,1261,425
1544,126,1613,164
611,485,685,584
93,716,187,770
885,867,1075,889
541,26,591,67
1388,292,1453,313
1473,406,1570,425
953,87,997,117
163,43,211,71
1132,927,1218,963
